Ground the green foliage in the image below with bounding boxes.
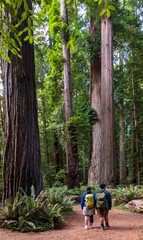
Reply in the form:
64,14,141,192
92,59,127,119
0,0,37,61
0,186,65,232
112,185,143,206
55,169,67,181
93,0,116,17
34,0,143,188
46,191,75,214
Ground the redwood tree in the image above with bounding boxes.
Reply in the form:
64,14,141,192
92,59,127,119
88,16,102,185
2,0,43,203
60,0,80,188
119,48,126,183
101,4,116,186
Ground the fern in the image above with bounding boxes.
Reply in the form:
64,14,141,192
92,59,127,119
0,186,65,232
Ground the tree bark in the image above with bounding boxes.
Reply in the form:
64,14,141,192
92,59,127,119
2,0,43,203
131,53,140,185
88,16,102,185
101,10,116,186
119,49,126,183
54,130,60,173
60,0,80,188
41,97,49,164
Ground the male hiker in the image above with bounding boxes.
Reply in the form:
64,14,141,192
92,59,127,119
95,183,112,230
81,186,95,229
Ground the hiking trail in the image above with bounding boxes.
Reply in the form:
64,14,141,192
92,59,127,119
0,204,142,240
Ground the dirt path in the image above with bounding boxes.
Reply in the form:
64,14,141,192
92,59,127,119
0,205,143,240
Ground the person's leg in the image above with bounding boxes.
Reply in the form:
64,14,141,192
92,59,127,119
100,217,104,230
89,215,93,228
105,214,110,229
85,215,89,229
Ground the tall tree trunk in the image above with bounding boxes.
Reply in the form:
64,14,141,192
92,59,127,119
88,16,102,185
101,8,116,186
0,98,3,164
54,130,60,173
42,97,49,164
119,48,126,183
131,54,140,184
2,0,43,203
60,0,80,189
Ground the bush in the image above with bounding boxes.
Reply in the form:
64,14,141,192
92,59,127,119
0,186,65,232
111,185,143,206
46,191,75,214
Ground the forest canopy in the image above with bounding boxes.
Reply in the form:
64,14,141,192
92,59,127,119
0,0,143,202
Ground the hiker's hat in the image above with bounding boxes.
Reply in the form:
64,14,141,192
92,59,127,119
86,186,91,193
99,183,106,189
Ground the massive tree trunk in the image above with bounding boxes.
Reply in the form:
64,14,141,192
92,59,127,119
88,16,102,185
2,0,43,203
119,49,126,183
131,53,140,185
101,9,116,186
60,0,80,188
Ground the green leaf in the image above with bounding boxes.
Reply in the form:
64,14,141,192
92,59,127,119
14,33,22,47
28,10,34,15
28,29,31,36
17,0,23,9
24,0,29,11
11,48,18,55
29,36,33,44
1,54,11,63
15,21,22,28
17,53,22,58
25,221,36,229
100,8,107,16
105,0,109,7
107,8,111,18
98,0,102,5
21,11,28,21
108,5,116,11
23,27,29,32
28,18,31,27
24,35,29,41
18,31,23,36
30,26,35,31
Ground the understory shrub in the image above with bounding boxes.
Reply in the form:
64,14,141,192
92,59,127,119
46,191,76,214
112,185,143,206
0,186,65,232
49,185,99,198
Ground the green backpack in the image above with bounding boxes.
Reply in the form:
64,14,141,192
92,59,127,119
96,191,107,209
85,194,94,209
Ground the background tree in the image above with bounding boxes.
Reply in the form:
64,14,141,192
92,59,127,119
60,0,80,189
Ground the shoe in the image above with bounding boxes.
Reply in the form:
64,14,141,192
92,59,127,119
85,225,88,229
105,223,110,229
89,225,93,229
101,225,104,230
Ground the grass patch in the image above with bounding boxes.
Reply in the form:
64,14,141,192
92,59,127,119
114,205,141,214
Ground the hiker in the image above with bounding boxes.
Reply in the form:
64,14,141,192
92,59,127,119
81,186,95,229
95,183,112,230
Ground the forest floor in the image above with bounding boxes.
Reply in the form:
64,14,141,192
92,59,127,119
0,204,143,240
